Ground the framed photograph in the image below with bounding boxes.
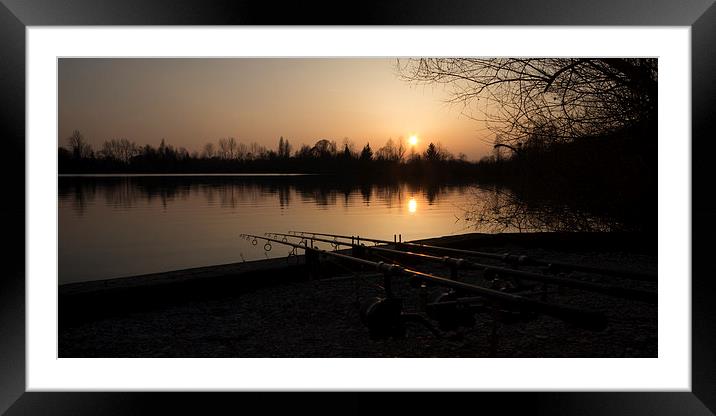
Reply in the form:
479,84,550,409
1,0,712,414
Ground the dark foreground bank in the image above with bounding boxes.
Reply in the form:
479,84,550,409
59,232,657,357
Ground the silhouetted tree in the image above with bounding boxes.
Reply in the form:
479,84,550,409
376,138,393,161
158,139,172,159
247,142,266,160
435,142,453,161
66,130,93,159
342,144,353,160
218,137,239,160
359,143,373,161
407,148,421,163
100,138,138,163
142,144,156,159
277,136,292,158
396,137,407,162
295,144,312,159
177,147,190,160
376,138,405,162
424,142,439,161
237,142,248,160
311,139,337,158
203,142,216,159
341,138,357,159
227,137,238,159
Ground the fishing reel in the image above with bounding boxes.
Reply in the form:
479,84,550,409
360,296,441,339
425,290,477,331
359,297,405,339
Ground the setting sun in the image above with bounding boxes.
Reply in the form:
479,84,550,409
408,135,418,146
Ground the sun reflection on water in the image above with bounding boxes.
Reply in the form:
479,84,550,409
408,197,417,214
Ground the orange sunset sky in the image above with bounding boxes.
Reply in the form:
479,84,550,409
59,58,492,159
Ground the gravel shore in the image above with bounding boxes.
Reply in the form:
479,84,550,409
59,232,657,357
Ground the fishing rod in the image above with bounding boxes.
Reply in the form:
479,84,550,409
288,230,657,282
269,232,657,304
289,230,502,260
241,233,607,331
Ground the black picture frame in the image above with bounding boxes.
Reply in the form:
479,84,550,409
1,0,712,414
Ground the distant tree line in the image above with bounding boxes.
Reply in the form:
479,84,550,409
58,130,478,180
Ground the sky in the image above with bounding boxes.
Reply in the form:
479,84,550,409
58,58,493,160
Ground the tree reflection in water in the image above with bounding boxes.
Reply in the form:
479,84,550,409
59,175,631,233
58,175,644,283
461,185,625,233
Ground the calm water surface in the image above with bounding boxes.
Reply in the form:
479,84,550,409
60,174,507,284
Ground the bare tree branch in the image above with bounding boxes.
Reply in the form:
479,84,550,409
397,58,657,146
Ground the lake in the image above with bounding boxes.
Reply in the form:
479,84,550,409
59,175,491,283
59,174,615,284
